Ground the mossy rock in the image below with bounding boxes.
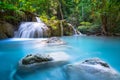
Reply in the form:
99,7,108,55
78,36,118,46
0,21,14,39
46,20,74,36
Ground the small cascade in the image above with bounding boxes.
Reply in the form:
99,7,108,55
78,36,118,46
36,17,43,23
15,17,48,38
68,23,83,36
72,26,82,36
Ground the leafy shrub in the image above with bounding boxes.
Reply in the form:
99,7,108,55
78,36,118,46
78,24,100,34
40,13,59,30
80,22,92,26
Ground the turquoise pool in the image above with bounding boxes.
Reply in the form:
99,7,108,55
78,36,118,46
0,36,120,80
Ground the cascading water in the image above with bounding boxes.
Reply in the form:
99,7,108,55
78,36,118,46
15,17,48,38
36,17,43,23
68,23,83,36
72,26,82,36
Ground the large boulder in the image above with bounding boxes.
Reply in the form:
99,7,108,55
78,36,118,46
18,52,70,72
21,54,53,65
65,58,120,80
0,21,14,39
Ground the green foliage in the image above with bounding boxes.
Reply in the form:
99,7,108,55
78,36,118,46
0,0,120,35
18,0,36,12
79,21,98,34
40,13,49,23
80,22,92,26
0,1,17,10
40,13,58,30
78,24,100,34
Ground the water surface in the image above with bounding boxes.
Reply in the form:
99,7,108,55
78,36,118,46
0,36,120,80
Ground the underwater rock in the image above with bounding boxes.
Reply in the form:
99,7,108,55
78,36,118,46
46,37,64,43
18,52,70,72
40,37,66,45
65,58,120,80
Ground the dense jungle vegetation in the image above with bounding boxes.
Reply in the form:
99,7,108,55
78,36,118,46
0,0,120,37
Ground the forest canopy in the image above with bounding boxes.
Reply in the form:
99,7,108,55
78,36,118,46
0,0,120,36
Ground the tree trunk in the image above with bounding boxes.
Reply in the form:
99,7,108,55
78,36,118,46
101,14,108,35
57,0,64,36
100,0,108,35
82,4,84,20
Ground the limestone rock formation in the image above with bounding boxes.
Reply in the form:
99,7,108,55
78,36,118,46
18,52,70,72
0,21,14,39
22,54,53,65
65,58,120,80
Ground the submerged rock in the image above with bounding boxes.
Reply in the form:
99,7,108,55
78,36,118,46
65,58,120,80
41,37,65,45
18,52,70,72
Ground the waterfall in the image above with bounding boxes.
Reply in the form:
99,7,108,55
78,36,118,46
68,23,83,36
36,17,43,23
15,17,48,38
